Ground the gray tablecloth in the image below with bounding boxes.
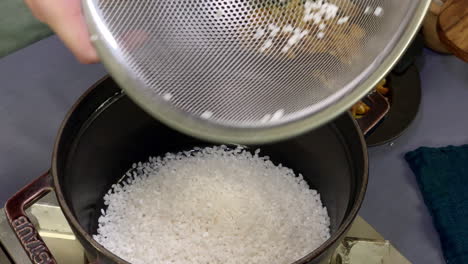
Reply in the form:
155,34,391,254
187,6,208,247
0,36,104,202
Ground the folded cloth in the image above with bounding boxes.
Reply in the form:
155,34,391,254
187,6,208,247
405,145,468,264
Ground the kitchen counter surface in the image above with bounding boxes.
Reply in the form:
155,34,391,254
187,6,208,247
1,36,466,264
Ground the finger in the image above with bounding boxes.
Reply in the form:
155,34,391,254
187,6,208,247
121,30,149,52
30,0,99,64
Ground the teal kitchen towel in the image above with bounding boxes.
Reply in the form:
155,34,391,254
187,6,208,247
405,145,468,264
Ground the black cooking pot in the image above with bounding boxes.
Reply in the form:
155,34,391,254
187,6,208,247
5,76,368,264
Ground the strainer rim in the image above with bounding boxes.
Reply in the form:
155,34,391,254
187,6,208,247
82,0,431,144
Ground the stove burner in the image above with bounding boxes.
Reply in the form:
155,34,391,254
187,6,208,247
0,193,411,264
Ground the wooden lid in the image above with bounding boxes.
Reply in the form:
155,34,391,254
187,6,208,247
437,0,468,62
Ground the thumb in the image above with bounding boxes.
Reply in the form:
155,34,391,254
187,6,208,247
25,0,99,64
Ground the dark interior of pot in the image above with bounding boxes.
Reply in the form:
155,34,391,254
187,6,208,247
54,77,367,263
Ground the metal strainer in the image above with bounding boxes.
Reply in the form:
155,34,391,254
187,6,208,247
82,0,430,144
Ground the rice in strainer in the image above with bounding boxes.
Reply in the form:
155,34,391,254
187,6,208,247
94,145,330,264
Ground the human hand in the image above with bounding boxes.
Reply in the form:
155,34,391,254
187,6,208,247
25,0,99,64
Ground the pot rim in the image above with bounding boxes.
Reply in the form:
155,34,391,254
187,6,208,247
51,75,369,264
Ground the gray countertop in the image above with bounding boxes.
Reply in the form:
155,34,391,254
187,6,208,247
1,36,466,264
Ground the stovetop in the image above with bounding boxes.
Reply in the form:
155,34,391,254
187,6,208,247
0,193,412,264
0,193,85,264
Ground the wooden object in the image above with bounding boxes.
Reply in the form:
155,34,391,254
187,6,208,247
422,0,451,53
438,0,468,62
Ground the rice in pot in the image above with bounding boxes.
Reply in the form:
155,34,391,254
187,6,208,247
94,146,330,264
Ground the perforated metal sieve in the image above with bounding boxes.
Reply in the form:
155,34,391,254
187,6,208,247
82,0,430,144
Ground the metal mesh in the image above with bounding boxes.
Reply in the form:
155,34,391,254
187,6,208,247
84,0,424,137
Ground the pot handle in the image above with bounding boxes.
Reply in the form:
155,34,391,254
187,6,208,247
356,91,390,135
4,171,58,264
